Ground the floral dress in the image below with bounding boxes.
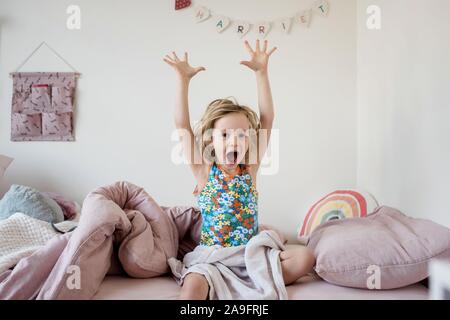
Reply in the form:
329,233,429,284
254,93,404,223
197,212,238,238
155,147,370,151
194,162,259,247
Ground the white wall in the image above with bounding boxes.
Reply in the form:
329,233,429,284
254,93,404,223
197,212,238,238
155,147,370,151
0,0,357,241
357,0,450,227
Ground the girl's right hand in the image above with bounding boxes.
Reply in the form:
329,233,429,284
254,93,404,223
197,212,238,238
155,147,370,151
163,51,206,80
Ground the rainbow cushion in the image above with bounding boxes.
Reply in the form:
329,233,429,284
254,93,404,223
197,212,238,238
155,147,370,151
298,190,378,243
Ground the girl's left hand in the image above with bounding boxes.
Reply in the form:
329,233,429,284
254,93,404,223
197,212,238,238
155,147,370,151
240,40,277,74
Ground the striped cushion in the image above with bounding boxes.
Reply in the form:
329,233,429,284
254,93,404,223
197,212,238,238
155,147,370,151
298,190,378,244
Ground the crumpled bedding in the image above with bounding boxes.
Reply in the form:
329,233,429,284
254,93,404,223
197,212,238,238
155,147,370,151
168,229,288,300
0,181,186,299
0,181,286,300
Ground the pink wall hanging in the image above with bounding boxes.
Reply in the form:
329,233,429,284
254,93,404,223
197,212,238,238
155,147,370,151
9,42,80,141
11,72,77,141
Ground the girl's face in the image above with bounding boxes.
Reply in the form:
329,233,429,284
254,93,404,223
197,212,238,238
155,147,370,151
212,112,250,170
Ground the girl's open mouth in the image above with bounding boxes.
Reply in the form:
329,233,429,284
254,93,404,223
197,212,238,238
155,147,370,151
226,150,239,165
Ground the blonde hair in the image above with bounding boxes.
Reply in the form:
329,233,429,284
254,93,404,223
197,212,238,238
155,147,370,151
194,98,260,163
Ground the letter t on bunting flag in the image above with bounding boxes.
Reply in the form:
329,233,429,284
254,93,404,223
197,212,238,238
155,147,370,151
175,0,191,10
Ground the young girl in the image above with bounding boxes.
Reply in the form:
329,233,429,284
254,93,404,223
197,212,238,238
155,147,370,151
164,40,315,300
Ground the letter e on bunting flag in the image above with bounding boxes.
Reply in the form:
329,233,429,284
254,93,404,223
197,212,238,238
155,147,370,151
296,10,312,28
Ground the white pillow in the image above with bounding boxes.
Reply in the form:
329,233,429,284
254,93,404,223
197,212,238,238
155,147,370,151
0,155,13,179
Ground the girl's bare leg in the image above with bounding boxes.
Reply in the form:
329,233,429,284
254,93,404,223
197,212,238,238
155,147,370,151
280,246,316,285
179,272,209,300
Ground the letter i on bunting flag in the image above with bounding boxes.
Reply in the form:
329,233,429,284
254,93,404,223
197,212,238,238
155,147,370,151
278,18,292,34
175,0,191,10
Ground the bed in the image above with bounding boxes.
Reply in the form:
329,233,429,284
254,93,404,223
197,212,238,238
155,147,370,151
0,178,438,300
93,274,429,300
93,244,429,300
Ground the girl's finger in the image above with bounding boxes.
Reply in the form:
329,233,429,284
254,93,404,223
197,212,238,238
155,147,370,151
172,51,180,61
184,52,188,62
165,55,175,62
263,40,268,53
195,66,206,73
163,58,175,66
244,40,254,55
256,39,261,52
268,46,278,56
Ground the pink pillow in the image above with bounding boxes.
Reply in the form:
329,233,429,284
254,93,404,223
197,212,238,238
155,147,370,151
298,189,378,244
41,192,78,220
307,206,450,289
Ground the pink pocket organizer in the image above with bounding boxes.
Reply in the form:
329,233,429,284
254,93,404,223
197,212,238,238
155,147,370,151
42,112,73,137
11,113,42,138
10,72,77,141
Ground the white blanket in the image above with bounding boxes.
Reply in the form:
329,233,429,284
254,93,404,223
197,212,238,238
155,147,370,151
168,230,288,300
0,213,59,273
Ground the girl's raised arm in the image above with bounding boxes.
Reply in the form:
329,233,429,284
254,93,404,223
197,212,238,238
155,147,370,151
164,52,206,179
240,40,277,169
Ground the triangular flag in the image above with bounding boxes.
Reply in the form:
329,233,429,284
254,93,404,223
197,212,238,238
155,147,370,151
295,10,312,28
313,0,330,16
256,22,271,38
278,18,292,34
194,6,210,23
235,21,250,38
215,16,230,33
175,0,191,10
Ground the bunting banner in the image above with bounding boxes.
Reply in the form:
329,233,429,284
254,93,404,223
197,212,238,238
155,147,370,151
176,0,331,37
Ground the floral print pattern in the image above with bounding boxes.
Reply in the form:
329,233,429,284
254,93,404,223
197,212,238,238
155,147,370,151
196,163,258,247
